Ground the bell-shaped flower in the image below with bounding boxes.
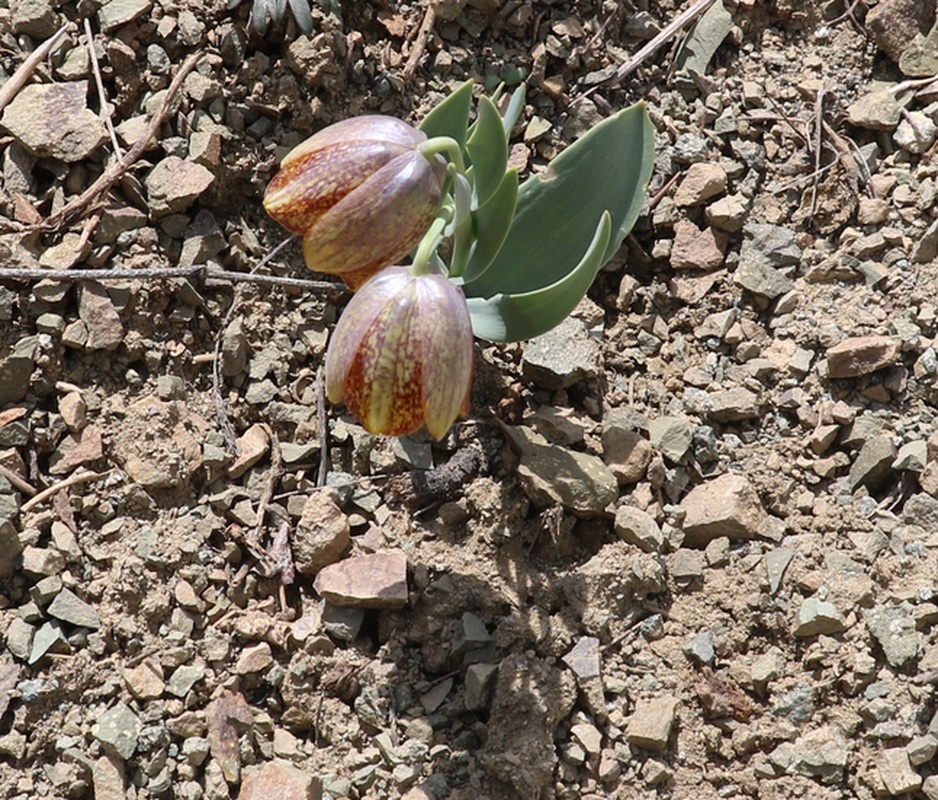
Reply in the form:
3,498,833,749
264,116,446,288
325,266,473,438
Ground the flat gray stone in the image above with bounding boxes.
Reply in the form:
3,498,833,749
98,0,153,31
793,597,846,637
47,588,101,630
0,478,22,579
464,663,498,711
92,701,142,760
649,416,693,462
864,603,920,667
848,435,897,493
765,547,794,595
28,620,67,665
683,630,715,665
0,335,39,403
734,259,794,299
512,432,617,514
522,317,602,390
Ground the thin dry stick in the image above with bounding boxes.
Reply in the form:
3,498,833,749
0,24,69,114
41,50,202,232
574,0,716,102
20,468,113,514
0,463,37,496
253,424,284,543
402,0,437,81
0,263,340,292
316,366,329,487
890,73,938,96
84,18,123,161
809,87,827,219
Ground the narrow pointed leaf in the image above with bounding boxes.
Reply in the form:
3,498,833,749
461,169,518,284
464,102,654,299
466,212,612,342
501,84,526,135
419,81,473,149
466,96,509,206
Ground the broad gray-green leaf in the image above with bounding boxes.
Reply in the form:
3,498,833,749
467,212,611,342
462,169,518,284
464,102,653,299
466,96,509,206
419,81,473,148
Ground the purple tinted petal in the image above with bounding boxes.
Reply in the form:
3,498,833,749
415,276,474,439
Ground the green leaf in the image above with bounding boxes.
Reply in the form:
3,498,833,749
466,96,509,206
464,102,654,299
502,84,526,135
467,212,611,342
461,169,518,284
419,81,473,149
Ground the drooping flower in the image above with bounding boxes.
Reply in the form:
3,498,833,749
264,116,446,289
325,266,473,438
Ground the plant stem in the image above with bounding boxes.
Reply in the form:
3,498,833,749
419,136,466,175
410,216,447,277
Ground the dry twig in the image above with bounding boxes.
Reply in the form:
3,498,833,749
0,263,340,292
20,468,113,515
316,366,329,487
0,24,69,115
402,1,437,81
0,463,37,497
574,0,716,102
84,18,123,160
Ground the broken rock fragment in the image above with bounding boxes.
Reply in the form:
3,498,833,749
313,550,408,609
680,472,766,545
145,156,215,217
827,335,901,379
1,82,107,162
292,493,351,574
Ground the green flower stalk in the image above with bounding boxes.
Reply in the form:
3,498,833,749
264,116,446,289
324,265,473,438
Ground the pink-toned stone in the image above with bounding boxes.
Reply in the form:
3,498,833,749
228,424,270,478
78,281,124,351
670,221,727,270
680,473,766,545
48,425,104,475
674,163,727,206
313,550,408,609
293,493,351,575
827,335,900,378
237,759,322,800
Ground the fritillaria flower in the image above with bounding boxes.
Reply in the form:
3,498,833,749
263,116,446,289
325,266,473,438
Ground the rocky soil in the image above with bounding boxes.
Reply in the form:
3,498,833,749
2,0,938,799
